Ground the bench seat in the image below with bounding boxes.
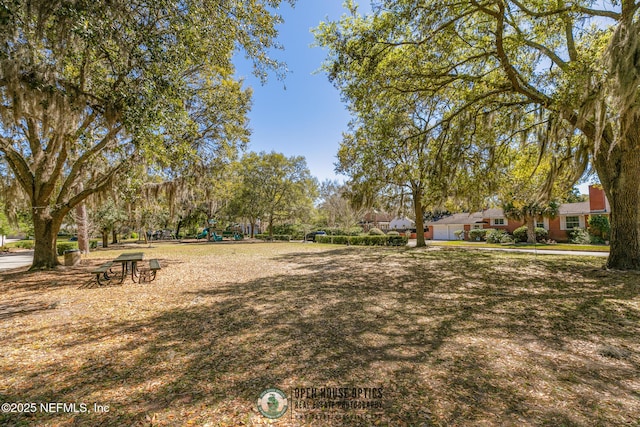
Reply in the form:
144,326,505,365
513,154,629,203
149,259,161,271
139,259,161,283
91,262,114,286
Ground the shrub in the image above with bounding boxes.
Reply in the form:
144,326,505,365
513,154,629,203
513,226,549,243
14,240,35,249
255,234,291,241
468,228,487,241
387,230,400,236
454,229,465,240
316,235,408,246
588,215,610,240
56,241,78,255
569,228,591,245
387,235,407,246
500,234,515,244
324,227,362,236
89,240,98,249
130,232,138,240
368,227,385,235
485,229,508,244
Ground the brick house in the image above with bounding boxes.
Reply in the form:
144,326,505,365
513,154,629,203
427,185,609,242
360,211,393,232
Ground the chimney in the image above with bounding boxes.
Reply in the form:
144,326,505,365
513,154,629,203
589,185,607,212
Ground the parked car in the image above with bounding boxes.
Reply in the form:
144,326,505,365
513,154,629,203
305,231,327,241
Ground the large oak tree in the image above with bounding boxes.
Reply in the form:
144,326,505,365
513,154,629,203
316,0,640,269
0,0,293,269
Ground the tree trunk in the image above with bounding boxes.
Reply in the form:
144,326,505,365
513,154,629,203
593,127,640,270
75,182,90,254
111,228,118,244
176,219,183,240
102,229,109,248
76,203,90,254
413,186,426,247
31,210,62,270
526,216,536,244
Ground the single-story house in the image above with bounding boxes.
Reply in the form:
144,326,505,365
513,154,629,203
427,185,609,242
389,217,415,230
361,211,393,232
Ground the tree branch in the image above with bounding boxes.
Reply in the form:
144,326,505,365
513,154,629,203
56,124,124,205
0,141,34,198
509,0,621,20
494,3,554,107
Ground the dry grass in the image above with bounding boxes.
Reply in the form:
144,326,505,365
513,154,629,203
1,242,639,426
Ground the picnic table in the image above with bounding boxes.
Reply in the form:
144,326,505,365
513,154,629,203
90,252,162,286
112,252,144,284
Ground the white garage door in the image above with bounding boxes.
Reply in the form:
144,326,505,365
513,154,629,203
433,225,449,240
433,225,464,240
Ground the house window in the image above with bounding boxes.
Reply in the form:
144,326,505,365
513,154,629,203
536,221,545,229
493,218,505,226
565,216,580,229
472,224,482,229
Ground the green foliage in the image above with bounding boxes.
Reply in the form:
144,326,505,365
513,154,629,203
588,215,610,240
315,0,640,269
324,227,363,236
316,235,408,246
454,229,465,240
486,229,509,244
255,234,292,241
387,230,400,236
513,226,549,243
89,240,98,249
0,0,295,269
316,180,367,231
500,234,515,244
468,228,488,241
368,227,385,235
13,240,34,249
569,228,592,245
56,242,78,256
229,152,318,235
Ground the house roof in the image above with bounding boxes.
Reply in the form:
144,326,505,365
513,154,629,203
390,217,415,228
430,200,599,226
482,208,504,218
428,212,484,225
559,201,591,215
363,211,393,222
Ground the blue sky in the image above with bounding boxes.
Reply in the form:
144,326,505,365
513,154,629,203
233,1,593,194
233,1,371,184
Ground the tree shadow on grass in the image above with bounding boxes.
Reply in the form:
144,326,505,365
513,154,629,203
1,246,639,426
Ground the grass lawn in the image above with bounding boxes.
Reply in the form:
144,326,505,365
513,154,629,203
1,242,639,426
430,240,611,252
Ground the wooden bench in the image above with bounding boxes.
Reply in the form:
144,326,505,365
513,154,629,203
91,261,114,286
138,259,161,283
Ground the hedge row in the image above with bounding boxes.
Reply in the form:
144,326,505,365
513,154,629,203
315,235,408,246
11,240,98,254
254,234,294,241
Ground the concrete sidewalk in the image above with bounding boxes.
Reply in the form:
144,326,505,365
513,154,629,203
474,246,609,257
408,239,609,257
0,251,34,271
